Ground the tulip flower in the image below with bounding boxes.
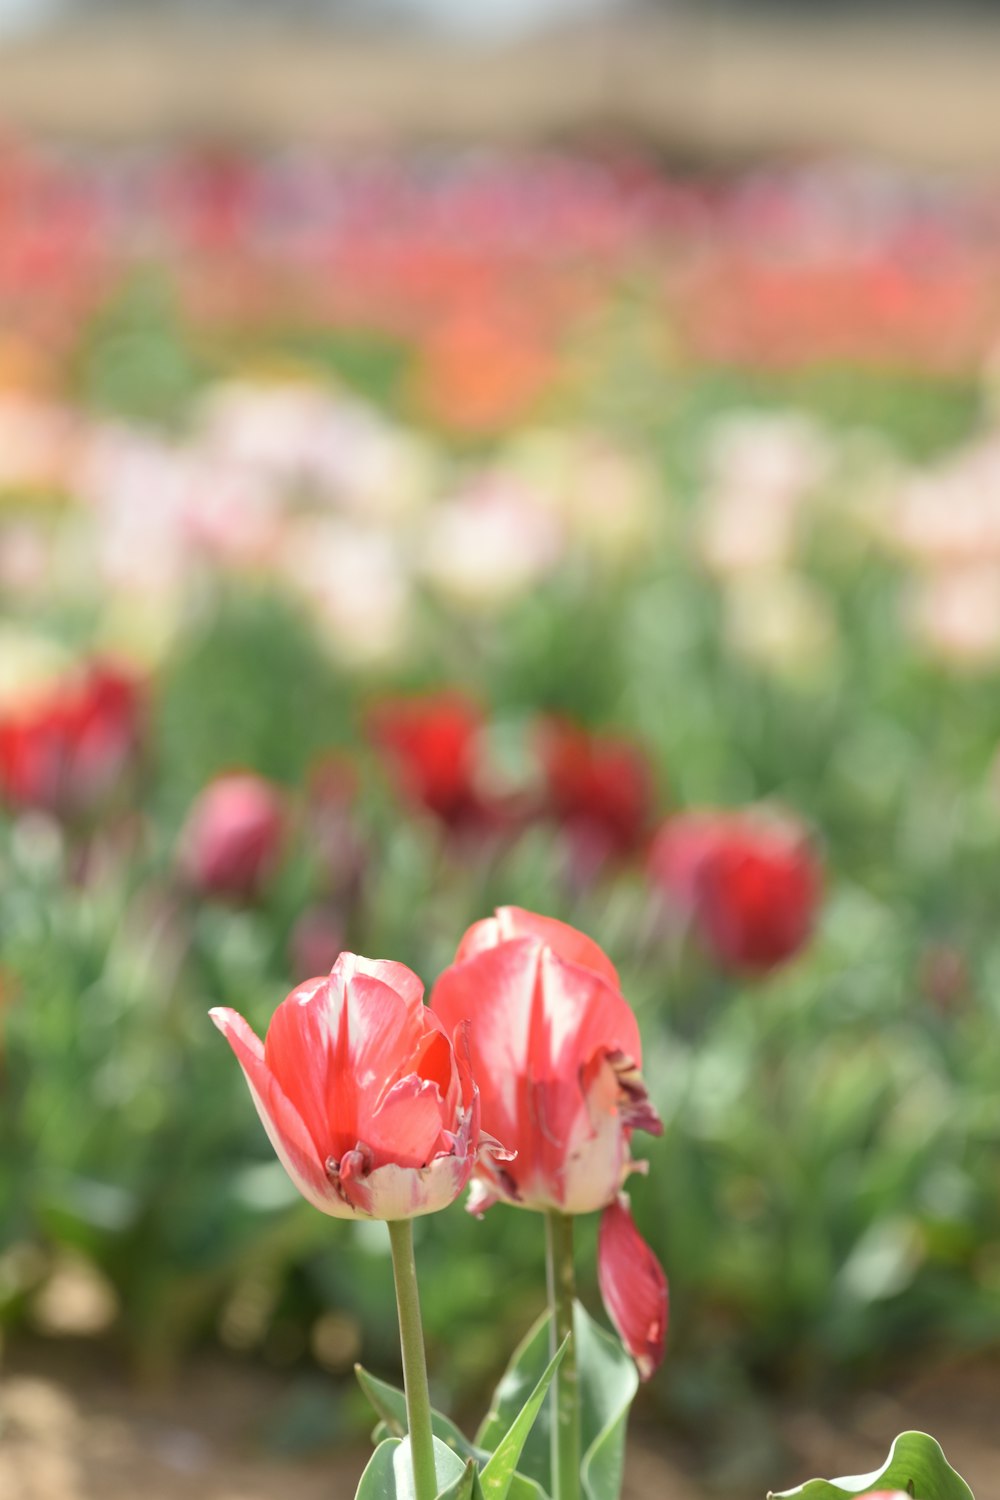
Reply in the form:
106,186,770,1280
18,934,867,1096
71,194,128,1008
649,807,822,974
210,951,499,1221
0,659,143,821
431,906,667,1397
178,772,285,902
366,690,495,833
212,951,503,1500
536,716,655,869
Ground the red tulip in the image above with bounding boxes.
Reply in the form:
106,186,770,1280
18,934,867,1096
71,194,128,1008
536,717,655,865
366,691,491,831
0,660,143,819
597,1195,668,1381
649,808,821,974
179,773,285,901
431,906,667,1377
211,952,504,1220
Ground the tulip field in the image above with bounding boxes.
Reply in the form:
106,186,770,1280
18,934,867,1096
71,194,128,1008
2,141,1000,1497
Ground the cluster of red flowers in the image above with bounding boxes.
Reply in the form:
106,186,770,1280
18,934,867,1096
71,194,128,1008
3,143,999,404
173,689,822,980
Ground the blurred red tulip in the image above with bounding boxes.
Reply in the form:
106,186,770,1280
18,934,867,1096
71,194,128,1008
211,952,504,1220
367,691,493,832
649,808,822,974
597,1194,668,1381
179,773,285,902
537,716,656,865
432,905,666,1377
0,660,143,820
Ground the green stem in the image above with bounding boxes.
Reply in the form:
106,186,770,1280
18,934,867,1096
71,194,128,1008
387,1218,438,1500
545,1211,580,1500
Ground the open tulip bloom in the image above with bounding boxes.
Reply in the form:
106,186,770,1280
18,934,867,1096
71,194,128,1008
212,951,513,1500
209,952,498,1221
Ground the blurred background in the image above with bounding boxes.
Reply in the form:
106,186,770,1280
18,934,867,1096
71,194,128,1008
3,2,1000,1497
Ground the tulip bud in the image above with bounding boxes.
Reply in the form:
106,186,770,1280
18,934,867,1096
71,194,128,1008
649,808,821,974
179,773,285,902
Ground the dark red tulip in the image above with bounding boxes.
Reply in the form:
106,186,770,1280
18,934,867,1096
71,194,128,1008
537,717,656,864
366,691,492,831
649,808,821,974
0,660,144,820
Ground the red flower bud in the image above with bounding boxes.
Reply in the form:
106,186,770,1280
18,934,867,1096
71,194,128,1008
536,716,656,866
649,808,821,974
0,659,143,820
179,773,285,901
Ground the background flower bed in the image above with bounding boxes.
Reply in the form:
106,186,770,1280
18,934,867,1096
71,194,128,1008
3,141,1000,1486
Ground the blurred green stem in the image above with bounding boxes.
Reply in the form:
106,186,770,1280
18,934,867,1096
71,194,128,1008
387,1218,437,1500
545,1211,580,1500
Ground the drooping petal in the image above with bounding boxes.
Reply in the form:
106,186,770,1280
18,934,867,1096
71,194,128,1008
598,1195,668,1380
209,1006,348,1217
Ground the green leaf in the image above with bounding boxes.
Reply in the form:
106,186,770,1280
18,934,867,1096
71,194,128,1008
355,1366,545,1500
479,1337,568,1500
356,1365,481,1461
476,1301,639,1500
393,1435,468,1500
768,1431,975,1500
436,1458,484,1500
355,1437,401,1499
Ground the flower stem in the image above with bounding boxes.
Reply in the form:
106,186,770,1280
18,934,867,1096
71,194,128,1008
387,1218,438,1500
545,1211,580,1500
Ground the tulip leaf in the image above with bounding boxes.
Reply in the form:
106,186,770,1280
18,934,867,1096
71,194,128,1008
768,1431,975,1500
393,1435,468,1500
476,1301,638,1500
356,1364,482,1461
355,1437,401,1499
355,1365,545,1500
436,1458,485,1500
479,1336,568,1500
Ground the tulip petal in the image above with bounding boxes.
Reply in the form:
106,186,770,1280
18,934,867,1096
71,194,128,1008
456,906,620,988
340,1149,475,1220
333,952,425,1012
264,966,423,1162
598,1195,668,1380
369,1073,449,1168
209,1006,349,1217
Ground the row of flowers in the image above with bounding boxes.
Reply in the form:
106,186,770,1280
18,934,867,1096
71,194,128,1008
3,141,1000,389
8,369,1000,676
0,661,823,979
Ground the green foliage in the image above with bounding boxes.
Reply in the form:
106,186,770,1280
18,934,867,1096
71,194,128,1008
477,1303,637,1500
769,1430,974,1500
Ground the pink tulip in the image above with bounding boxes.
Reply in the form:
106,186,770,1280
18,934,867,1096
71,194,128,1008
431,906,667,1376
212,952,505,1221
179,773,285,901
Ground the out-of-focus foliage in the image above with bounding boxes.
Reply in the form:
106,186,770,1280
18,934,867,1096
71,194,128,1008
3,142,1000,1465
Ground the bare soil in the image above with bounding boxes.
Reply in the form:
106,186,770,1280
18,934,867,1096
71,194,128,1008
2,1335,998,1500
